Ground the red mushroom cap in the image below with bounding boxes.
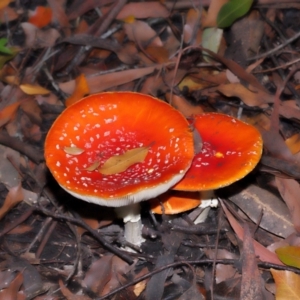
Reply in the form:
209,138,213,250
45,92,194,207
151,190,201,214
173,113,263,191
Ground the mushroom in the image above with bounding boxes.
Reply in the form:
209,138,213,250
173,113,263,224
45,92,194,246
150,190,201,215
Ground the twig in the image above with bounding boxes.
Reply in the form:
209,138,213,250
34,205,134,265
0,131,44,164
248,30,300,61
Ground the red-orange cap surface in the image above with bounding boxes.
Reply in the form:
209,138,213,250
45,92,194,207
151,190,201,214
173,113,263,191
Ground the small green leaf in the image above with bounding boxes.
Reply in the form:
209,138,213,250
276,246,300,269
0,38,13,55
217,0,253,28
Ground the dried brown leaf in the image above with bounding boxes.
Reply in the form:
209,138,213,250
0,272,25,300
21,23,61,49
0,183,24,220
217,83,273,107
123,20,163,47
183,8,202,44
229,184,294,238
240,224,264,299
117,2,169,19
0,101,21,128
98,146,149,175
275,177,300,233
220,200,283,265
59,66,159,94
83,256,113,294
202,0,229,28
59,279,92,300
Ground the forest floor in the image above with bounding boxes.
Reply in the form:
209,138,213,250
1,0,300,299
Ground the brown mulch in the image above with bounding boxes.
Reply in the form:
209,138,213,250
1,0,300,299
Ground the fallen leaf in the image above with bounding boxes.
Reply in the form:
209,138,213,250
0,272,25,300
63,146,85,155
65,73,90,107
19,83,50,95
0,101,21,128
166,93,204,118
286,134,300,155
0,183,24,220
0,0,11,10
99,146,149,175
59,279,92,300
276,246,300,268
202,0,229,28
271,269,300,300
229,184,294,238
123,19,163,47
28,6,52,28
217,83,273,106
183,8,202,44
116,2,169,19
217,0,254,28
220,200,283,265
59,66,159,94
240,223,264,299
275,177,300,233
83,256,113,294
21,22,61,49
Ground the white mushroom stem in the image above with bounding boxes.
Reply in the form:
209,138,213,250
115,203,145,247
192,190,219,224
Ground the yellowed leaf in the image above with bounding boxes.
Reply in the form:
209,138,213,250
63,146,85,155
0,0,12,10
20,83,50,95
99,146,149,175
271,269,300,300
0,183,24,220
285,134,300,155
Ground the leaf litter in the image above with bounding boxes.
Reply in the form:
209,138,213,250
1,0,300,299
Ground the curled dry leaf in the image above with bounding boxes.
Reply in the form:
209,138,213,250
19,83,50,95
63,146,85,155
98,146,149,175
0,183,24,220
